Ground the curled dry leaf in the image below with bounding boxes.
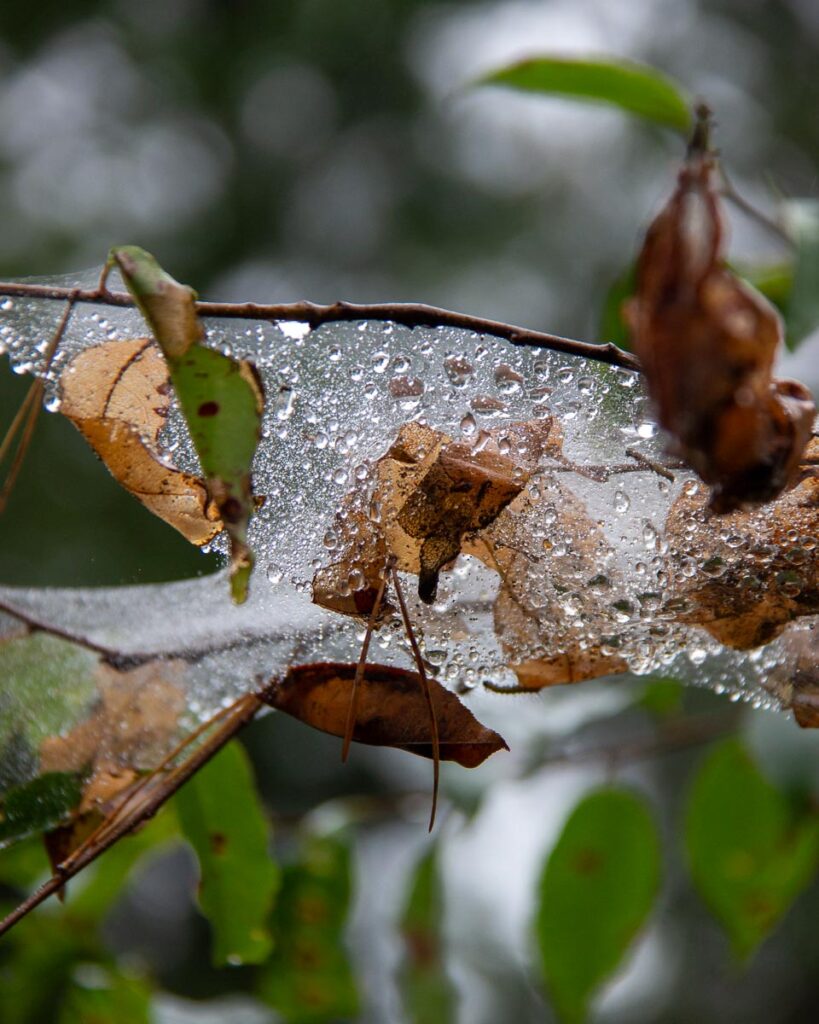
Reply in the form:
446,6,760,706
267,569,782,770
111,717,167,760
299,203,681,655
314,419,559,612
60,338,222,546
260,662,507,767
468,476,629,688
664,447,819,650
314,417,631,689
626,121,816,512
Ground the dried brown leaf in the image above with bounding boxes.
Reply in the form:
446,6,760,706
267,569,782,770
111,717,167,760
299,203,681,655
626,132,815,512
60,338,222,545
664,453,819,649
261,662,508,767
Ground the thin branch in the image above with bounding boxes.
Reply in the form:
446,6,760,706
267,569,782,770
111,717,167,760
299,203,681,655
0,280,640,372
0,295,77,514
719,165,795,251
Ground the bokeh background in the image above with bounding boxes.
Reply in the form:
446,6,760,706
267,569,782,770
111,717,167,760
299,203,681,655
1,1,819,1022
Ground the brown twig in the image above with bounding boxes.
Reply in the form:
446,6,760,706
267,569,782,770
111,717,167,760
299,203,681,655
390,565,441,832
0,280,640,372
0,295,77,514
719,165,795,250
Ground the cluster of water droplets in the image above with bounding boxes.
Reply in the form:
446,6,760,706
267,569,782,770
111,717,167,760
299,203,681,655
0,270,814,729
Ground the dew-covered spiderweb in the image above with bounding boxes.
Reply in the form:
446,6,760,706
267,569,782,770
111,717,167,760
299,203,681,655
0,268,816,804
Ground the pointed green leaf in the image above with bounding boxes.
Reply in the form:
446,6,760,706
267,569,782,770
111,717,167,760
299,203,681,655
686,739,819,959
784,200,819,349
175,740,278,966
258,833,358,1023
536,787,660,1024
478,57,691,132
110,246,264,602
399,845,456,1024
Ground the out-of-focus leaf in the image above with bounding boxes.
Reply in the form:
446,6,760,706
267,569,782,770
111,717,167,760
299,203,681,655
736,263,793,316
111,246,264,602
685,739,819,958
637,678,684,717
399,845,456,1024
58,968,152,1024
262,662,507,766
536,788,660,1024
67,809,177,923
477,56,691,132
0,633,98,761
598,263,636,350
0,772,85,845
785,199,819,349
257,832,358,1023
175,740,278,966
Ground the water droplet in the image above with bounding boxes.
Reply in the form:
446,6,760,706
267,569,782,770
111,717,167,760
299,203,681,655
328,345,342,362
460,412,477,436
614,490,630,513
371,351,389,373
266,564,283,585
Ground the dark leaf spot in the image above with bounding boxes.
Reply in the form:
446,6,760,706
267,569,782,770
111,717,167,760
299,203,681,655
198,400,220,417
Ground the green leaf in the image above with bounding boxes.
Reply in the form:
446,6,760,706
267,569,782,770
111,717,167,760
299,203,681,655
735,263,793,314
110,245,264,603
784,200,819,349
598,263,636,349
0,772,85,845
536,787,660,1024
477,56,691,133
399,845,457,1024
58,969,152,1024
258,833,358,1023
175,740,278,966
637,677,684,718
0,633,99,793
685,739,819,959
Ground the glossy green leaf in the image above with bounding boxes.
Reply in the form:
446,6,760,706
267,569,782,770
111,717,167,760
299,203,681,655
686,739,819,959
111,245,264,602
536,787,660,1024
784,200,819,349
0,772,84,845
478,57,691,132
175,740,278,966
258,833,358,1023
399,845,456,1024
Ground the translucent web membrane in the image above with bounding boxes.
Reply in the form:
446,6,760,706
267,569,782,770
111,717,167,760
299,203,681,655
0,270,816,801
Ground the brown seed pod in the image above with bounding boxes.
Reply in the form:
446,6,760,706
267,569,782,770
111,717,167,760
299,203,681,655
626,113,815,513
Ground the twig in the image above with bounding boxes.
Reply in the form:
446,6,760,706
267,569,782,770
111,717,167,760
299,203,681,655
719,165,795,250
0,280,640,372
0,691,263,938
0,295,77,514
